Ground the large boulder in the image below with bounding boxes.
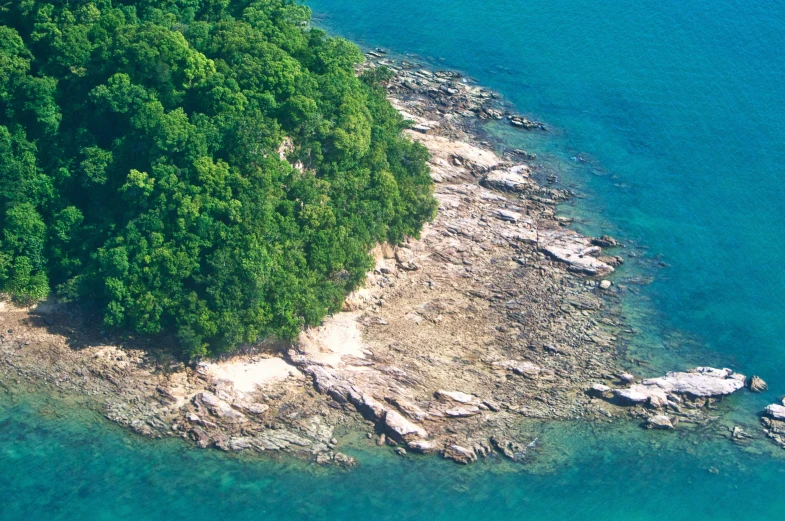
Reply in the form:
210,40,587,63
612,367,745,408
641,367,745,398
384,410,428,443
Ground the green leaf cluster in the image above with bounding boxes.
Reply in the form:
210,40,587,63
0,1,436,356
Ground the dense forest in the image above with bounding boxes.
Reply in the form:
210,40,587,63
0,0,436,356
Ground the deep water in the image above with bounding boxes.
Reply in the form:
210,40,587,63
3,0,785,518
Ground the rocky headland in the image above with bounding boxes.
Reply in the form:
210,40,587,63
0,51,769,466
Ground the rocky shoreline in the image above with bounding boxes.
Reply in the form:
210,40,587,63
0,53,774,466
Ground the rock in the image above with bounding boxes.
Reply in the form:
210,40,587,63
512,361,542,378
443,444,477,464
599,255,625,268
354,393,387,421
641,367,746,398
407,440,436,454
482,400,502,412
384,410,428,443
538,229,614,276
613,367,746,409
614,388,651,405
587,383,612,398
591,235,618,248
732,426,752,440
254,429,311,451
646,414,675,430
193,392,246,423
436,390,478,404
749,375,768,393
233,402,269,415
228,436,254,451
495,209,522,223
412,124,432,134
481,166,530,192
620,373,635,383
333,452,357,468
490,436,527,461
599,280,612,290
444,406,481,417
764,404,785,421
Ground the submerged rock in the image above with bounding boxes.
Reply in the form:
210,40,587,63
748,375,768,393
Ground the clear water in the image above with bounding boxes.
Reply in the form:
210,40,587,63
3,0,785,518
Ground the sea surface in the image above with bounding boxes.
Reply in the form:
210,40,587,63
3,0,785,518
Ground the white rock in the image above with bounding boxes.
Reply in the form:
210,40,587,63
642,367,746,397
436,390,478,404
646,414,675,430
482,168,529,192
538,229,614,276
764,404,785,420
613,388,651,404
384,410,428,442
444,406,481,417
407,440,436,454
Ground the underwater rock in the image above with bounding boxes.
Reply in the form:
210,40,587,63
748,375,768,393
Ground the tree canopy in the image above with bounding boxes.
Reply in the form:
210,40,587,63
0,0,436,356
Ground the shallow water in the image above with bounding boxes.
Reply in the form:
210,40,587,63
2,393,784,521
4,0,785,517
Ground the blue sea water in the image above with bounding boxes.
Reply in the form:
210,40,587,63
3,0,785,518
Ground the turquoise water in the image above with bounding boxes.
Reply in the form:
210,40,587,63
4,0,785,518
2,394,785,520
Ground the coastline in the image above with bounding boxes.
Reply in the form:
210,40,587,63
0,52,773,466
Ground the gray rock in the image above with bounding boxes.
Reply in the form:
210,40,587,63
495,209,522,223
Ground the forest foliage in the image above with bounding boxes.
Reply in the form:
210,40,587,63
0,0,436,356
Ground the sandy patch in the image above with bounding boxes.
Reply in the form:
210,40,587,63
297,312,368,368
204,357,304,395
